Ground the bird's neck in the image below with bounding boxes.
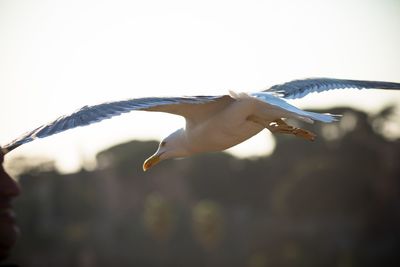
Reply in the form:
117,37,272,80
170,128,192,158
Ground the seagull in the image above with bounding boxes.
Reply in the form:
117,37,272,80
2,78,400,171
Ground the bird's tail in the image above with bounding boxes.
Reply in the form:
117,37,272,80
303,111,342,123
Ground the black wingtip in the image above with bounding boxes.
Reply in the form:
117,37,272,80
1,146,9,156
1,143,22,156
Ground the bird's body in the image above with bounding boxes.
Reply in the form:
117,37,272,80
2,77,400,170
184,96,264,153
184,92,326,154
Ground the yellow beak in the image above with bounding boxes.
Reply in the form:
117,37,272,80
143,154,161,171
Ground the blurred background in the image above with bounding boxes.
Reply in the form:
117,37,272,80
7,107,400,266
1,0,400,266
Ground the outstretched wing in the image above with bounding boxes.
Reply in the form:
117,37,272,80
265,78,400,99
2,95,233,154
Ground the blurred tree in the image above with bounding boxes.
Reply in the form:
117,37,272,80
143,192,175,242
192,200,224,251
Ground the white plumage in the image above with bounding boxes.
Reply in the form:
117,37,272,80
2,78,400,170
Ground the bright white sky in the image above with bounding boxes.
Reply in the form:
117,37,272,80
1,0,400,173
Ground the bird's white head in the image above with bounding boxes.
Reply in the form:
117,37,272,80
143,128,190,171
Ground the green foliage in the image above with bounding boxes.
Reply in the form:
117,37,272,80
143,193,175,242
192,200,224,250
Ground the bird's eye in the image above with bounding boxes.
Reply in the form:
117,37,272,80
160,141,166,147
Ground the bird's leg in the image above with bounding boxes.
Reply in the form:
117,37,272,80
268,119,316,141
247,115,316,141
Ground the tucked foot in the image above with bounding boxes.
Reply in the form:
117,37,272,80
268,119,316,141
247,116,317,141
292,128,316,141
